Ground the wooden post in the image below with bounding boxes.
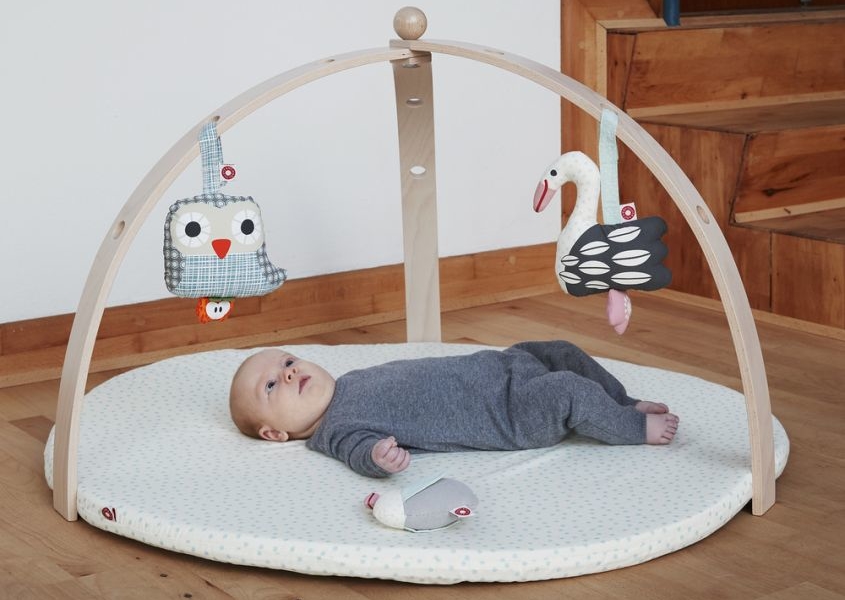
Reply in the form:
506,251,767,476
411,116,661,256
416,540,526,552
391,51,442,342
391,7,441,343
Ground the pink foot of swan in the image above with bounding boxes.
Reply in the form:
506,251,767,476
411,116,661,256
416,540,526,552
606,289,631,334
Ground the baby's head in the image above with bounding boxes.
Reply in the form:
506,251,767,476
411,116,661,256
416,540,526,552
229,349,336,442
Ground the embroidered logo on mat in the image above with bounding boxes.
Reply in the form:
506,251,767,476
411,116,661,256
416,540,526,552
101,507,118,521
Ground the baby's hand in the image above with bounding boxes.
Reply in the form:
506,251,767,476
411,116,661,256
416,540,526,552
371,436,410,474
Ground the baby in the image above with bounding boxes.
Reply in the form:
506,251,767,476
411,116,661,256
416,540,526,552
229,341,679,478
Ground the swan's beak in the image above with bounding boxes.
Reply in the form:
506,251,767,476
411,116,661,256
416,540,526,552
533,179,557,212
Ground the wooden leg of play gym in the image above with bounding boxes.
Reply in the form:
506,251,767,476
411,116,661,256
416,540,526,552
392,50,442,343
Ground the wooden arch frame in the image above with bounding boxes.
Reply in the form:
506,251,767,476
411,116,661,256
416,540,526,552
52,23,776,522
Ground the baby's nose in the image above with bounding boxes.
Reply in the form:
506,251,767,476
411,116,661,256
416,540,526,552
284,366,298,382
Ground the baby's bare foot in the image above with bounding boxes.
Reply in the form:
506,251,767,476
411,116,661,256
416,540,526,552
646,413,679,445
635,400,670,414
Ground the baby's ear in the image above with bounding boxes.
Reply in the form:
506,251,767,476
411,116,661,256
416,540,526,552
258,425,289,442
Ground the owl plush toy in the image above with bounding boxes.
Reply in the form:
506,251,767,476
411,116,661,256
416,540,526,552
163,122,286,322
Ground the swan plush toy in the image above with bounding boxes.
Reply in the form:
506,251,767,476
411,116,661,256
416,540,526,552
533,151,671,333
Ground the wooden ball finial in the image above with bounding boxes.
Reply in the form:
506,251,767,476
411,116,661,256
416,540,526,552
393,6,427,40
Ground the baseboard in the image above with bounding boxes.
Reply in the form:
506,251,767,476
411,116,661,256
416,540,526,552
0,243,558,388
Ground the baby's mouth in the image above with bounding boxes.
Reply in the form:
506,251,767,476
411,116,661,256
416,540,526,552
299,376,310,394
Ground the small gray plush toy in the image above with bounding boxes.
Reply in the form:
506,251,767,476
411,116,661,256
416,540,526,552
364,475,477,532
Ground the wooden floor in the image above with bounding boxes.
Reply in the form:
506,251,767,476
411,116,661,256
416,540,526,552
2,290,844,599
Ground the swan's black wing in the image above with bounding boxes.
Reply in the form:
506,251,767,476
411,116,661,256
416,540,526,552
558,216,672,297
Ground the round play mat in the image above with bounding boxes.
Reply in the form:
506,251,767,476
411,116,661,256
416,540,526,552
44,343,789,584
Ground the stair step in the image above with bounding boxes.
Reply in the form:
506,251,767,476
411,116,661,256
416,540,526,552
618,17,845,116
736,207,845,244
634,96,845,133
732,121,845,224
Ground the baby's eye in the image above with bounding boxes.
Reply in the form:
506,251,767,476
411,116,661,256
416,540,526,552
265,380,276,393
284,358,295,367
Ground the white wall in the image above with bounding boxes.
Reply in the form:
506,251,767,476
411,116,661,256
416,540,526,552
0,1,561,323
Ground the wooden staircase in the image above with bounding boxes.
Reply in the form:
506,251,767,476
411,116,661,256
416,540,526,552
562,1,845,329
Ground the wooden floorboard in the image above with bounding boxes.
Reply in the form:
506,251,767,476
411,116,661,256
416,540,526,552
2,291,844,599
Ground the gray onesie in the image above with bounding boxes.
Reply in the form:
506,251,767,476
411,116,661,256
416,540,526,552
306,341,646,477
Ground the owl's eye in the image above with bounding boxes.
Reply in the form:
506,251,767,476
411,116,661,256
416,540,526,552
232,209,262,246
550,169,558,177
185,221,202,237
175,212,210,248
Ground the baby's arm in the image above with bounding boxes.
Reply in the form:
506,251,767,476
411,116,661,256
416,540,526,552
371,436,411,474
319,430,410,477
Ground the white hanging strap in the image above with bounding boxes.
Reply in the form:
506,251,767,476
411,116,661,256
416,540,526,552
598,108,621,225
598,108,633,335
199,121,226,194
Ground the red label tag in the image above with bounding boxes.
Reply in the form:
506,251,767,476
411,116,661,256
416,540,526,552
620,202,637,221
450,506,474,518
220,164,237,181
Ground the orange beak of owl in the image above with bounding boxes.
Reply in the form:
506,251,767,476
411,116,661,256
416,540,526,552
211,239,231,259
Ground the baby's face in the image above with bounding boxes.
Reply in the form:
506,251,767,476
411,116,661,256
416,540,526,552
234,349,336,441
